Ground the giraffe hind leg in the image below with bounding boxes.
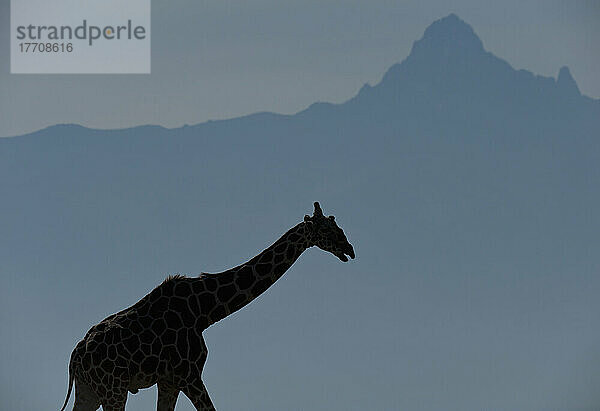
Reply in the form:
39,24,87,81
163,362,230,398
98,392,127,411
72,380,100,411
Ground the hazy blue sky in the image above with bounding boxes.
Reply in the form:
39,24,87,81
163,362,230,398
0,0,598,137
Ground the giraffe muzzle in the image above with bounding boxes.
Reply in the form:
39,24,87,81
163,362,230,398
347,246,355,260
337,244,355,262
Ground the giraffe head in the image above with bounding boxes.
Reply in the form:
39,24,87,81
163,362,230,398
304,202,355,262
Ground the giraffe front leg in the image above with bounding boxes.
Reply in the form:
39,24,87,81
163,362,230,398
157,381,180,411
181,380,215,411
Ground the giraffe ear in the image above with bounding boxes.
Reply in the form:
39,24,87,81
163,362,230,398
304,215,314,231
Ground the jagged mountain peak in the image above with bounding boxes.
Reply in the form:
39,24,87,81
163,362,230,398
557,66,580,95
345,13,597,117
374,14,489,88
409,13,484,58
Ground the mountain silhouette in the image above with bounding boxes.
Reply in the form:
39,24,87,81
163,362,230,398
1,14,599,411
306,14,596,135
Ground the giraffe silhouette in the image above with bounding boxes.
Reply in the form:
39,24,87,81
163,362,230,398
60,202,355,411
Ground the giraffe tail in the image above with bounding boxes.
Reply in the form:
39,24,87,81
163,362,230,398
59,348,75,411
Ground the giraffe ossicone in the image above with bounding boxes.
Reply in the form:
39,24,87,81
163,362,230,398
61,202,355,411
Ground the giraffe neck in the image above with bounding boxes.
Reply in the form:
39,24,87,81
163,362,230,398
202,221,313,325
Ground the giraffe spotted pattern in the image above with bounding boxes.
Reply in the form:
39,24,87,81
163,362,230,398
61,202,355,410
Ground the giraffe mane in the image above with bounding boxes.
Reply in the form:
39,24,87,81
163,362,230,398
162,273,186,283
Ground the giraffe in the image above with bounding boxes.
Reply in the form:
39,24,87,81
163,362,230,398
60,202,355,411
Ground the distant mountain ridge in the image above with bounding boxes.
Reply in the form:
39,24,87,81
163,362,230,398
8,14,598,140
317,14,597,128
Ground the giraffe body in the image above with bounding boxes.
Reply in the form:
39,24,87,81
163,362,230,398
61,202,355,410
67,276,214,410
